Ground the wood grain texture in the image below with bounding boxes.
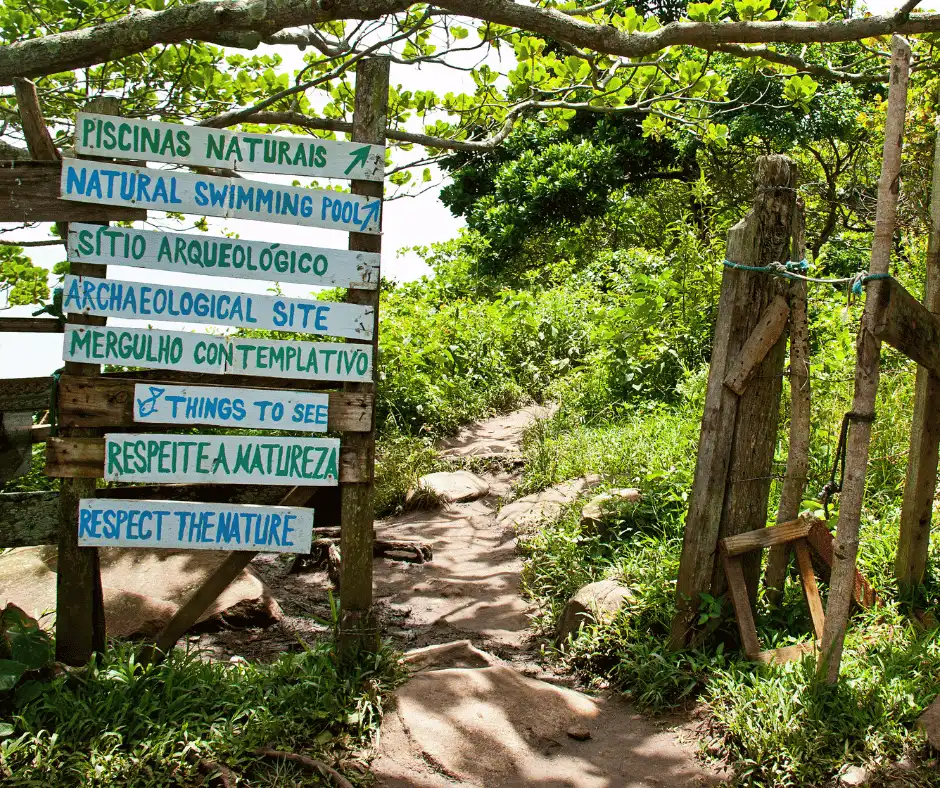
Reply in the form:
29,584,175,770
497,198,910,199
339,57,388,654
808,520,877,609
820,36,910,684
720,518,809,556
897,100,940,593
0,377,53,411
57,375,373,432
44,436,370,483
794,538,826,640
723,295,790,395
0,317,63,333
721,550,761,658
670,156,797,648
753,642,815,665
102,368,341,392
13,78,60,161
0,161,145,223
870,276,940,375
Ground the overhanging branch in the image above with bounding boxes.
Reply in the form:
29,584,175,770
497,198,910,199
2,0,940,87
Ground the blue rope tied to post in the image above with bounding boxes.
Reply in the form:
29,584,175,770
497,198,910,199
723,259,893,302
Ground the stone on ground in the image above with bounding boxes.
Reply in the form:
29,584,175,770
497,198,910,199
403,640,500,672
496,476,601,535
838,765,870,786
0,546,280,638
580,488,642,530
918,694,940,750
408,471,490,505
556,579,634,646
373,664,721,787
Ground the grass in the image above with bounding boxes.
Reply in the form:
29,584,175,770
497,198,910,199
0,638,403,786
516,379,940,786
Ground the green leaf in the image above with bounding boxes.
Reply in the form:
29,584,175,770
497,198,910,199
0,659,27,691
0,722,14,738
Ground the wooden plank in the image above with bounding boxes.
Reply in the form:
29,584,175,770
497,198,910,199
753,642,815,665
62,325,373,384
721,550,762,658
808,520,877,609
75,112,385,182
720,518,808,556
31,424,50,443
870,276,940,376
60,158,380,234
0,161,146,223
68,223,379,289
0,317,63,333
0,377,53,411
723,295,791,395
58,375,371,432
793,538,826,640
897,97,940,593
340,57,388,655
14,79,61,161
820,37,911,684
44,436,369,483
102,368,339,392
0,491,58,547
62,274,375,340
77,498,314,553
672,155,797,648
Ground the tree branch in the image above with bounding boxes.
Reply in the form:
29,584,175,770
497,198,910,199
713,44,887,83
3,0,940,87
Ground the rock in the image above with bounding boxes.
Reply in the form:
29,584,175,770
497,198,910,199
566,725,591,741
402,640,499,672
496,476,601,535
408,471,490,505
0,546,280,639
580,488,642,531
556,579,633,646
918,695,940,750
839,765,870,786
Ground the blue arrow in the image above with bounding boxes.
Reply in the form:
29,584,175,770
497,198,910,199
358,200,381,232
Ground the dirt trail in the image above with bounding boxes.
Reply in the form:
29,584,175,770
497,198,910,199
209,405,722,786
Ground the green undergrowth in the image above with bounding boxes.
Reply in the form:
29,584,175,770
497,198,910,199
517,381,940,786
0,639,403,786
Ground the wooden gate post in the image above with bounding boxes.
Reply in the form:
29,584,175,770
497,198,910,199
670,155,799,649
339,56,389,654
895,93,940,595
819,36,912,683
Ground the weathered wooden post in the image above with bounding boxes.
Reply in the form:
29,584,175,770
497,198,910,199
895,92,940,596
340,56,389,653
670,155,800,649
819,36,912,683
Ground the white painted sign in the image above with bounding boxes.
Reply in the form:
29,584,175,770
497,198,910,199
67,223,379,289
60,159,381,234
133,383,330,432
63,325,372,383
78,498,314,553
104,433,341,485
75,112,384,182
63,274,374,339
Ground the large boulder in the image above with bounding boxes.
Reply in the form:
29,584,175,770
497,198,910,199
407,471,490,506
0,546,280,639
556,579,633,646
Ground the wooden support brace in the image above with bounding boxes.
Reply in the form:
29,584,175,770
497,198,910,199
721,517,809,556
807,520,877,609
794,538,826,640
0,318,63,333
870,276,940,377
721,548,761,659
723,295,791,395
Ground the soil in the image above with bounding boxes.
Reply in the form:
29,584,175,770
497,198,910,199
189,405,726,786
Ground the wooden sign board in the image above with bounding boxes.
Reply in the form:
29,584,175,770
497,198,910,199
68,223,379,289
60,158,381,234
133,383,330,432
78,498,314,553
62,274,374,340
0,161,145,223
103,433,341,485
62,325,373,383
75,113,385,182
